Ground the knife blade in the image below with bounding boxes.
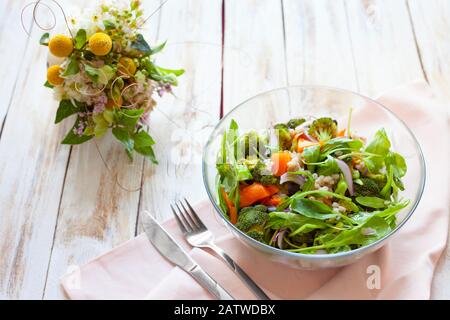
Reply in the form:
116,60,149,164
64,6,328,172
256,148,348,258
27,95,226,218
141,211,234,300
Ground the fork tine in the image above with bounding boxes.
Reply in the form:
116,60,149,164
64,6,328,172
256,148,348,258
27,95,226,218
174,203,193,232
171,204,188,234
184,198,206,230
178,201,200,231
175,202,196,231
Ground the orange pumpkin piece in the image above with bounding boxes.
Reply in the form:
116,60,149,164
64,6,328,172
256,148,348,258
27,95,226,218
271,152,292,177
239,182,279,208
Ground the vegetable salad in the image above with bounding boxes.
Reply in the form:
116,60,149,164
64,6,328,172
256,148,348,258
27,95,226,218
216,115,408,254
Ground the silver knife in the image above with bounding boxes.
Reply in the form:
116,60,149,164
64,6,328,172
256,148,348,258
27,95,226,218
141,211,234,300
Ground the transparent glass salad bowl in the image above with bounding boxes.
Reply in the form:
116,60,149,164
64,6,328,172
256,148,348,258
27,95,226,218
202,86,425,269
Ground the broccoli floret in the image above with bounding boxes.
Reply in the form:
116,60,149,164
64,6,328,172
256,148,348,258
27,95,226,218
273,123,292,150
240,131,267,158
308,117,338,142
236,205,268,242
250,161,279,185
354,178,381,197
246,227,266,242
217,163,232,178
287,118,306,129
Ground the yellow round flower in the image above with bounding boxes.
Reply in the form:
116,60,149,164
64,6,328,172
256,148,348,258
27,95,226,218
118,57,136,75
48,34,73,57
89,32,112,56
47,65,64,86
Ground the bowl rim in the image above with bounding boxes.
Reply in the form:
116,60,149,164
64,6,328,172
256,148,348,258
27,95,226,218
202,84,426,260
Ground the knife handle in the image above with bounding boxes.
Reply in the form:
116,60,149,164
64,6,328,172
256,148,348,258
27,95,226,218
189,265,234,300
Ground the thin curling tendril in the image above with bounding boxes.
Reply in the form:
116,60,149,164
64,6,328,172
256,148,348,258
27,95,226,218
22,0,74,38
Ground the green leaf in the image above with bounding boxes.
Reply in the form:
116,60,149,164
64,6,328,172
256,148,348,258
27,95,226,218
39,33,49,45
44,80,54,88
290,198,339,220
117,108,144,129
55,100,79,124
103,20,116,30
84,64,116,85
74,29,87,49
130,34,151,56
61,117,93,145
365,128,391,156
302,145,320,171
267,212,328,235
351,201,409,225
93,114,109,137
316,156,340,176
142,58,184,85
62,58,80,76
149,41,167,55
157,66,185,77
103,109,114,124
229,119,239,131
386,151,407,178
112,127,134,160
364,128,391,173
355,196,387,209
133,130,158,163
321,137,363,154
324,216,390,248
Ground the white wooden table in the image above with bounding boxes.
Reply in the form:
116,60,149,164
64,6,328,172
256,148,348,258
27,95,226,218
0,0,449,300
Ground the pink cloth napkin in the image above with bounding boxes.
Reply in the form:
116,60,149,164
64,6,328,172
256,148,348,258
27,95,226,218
61,82,449,300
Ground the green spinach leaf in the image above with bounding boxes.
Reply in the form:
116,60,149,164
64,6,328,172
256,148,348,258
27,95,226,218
355,196,387,209
291,198,339,220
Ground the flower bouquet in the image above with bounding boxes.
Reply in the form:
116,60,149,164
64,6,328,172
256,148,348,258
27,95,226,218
40,0,184,162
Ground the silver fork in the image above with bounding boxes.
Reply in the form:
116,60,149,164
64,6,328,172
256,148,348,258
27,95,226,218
171,199,270,300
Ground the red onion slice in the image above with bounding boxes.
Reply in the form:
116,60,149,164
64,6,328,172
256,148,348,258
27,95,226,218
335,158,354,196
280,172,306,186
276,228,287,249
302,131,317,142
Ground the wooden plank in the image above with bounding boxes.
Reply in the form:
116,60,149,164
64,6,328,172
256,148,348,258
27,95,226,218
408,0,450,99
0,0,33,134
137,0,223,224
407,0,450,299
283,0,357,90
222,0,287,111
43,0,162,299
344,0,424,96
0,1,75,298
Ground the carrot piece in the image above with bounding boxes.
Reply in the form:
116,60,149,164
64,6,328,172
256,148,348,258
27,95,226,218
261,195,283,206
221,188,238,224
239,182,272,207
296,139,320,153
322,197,333,206
337,128,346,137
271,152,292,177
265,185,280,195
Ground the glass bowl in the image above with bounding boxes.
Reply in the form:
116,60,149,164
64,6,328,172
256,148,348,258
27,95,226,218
202,86,425,269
